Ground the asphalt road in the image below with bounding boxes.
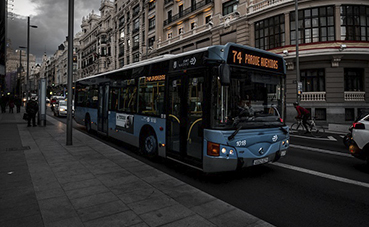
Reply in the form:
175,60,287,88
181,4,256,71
50,111,369,227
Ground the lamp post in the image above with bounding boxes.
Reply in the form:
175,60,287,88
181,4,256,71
295,0,300,102
18,46,26,97
26,16,37,102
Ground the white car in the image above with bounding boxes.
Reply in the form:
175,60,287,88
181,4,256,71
350,113,369,165
53,100,74,117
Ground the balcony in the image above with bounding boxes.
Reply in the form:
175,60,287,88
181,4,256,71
344,91,365,101
248,0,291,14
300,92,326,102
163,0,213,27
158,23,210,48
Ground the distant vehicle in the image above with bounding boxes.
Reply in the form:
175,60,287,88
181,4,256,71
53,100,74,117
349,113,369,166
74,43,289,173
50,96,65,111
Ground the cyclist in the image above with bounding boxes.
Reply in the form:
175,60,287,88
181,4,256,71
293,102,311,133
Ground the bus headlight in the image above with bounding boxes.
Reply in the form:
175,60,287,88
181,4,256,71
221,147,227,154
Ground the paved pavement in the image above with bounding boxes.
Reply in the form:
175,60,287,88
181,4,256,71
0,106,273,227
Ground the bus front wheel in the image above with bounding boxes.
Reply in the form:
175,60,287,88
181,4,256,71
140,130,158,158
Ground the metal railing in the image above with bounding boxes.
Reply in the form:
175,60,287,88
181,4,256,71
163,0,213,26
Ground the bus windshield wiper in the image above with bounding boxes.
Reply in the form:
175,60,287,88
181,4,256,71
228,125,243,141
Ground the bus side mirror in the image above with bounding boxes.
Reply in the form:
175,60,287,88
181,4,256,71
218,64,230,85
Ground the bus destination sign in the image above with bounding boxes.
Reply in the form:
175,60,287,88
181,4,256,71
227,46,284,74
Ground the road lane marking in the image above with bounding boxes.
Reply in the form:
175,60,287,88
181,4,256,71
290,134,337,141
290,144,352,158
271,162,369,189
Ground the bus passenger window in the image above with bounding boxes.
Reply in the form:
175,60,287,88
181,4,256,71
109,88,119,111
118,80,137,113
138,76,165,116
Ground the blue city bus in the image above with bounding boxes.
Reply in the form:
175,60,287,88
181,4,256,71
74,43,289,173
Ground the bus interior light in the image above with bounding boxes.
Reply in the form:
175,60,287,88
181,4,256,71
207,141,220,156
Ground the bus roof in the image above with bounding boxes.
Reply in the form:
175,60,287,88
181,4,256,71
76,43,285,82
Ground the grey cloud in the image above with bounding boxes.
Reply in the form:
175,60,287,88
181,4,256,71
8,0,101,63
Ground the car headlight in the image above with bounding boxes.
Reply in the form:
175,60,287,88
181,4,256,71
59,108,66,112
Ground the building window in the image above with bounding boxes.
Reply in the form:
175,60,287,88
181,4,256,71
133,35,139,50
149,16,155,30
178,27,184,35
179,4,183,17
133,5,140,18
255,14,285,50
344,68,364,91
223,0,238,16
149,1,156,11
148,36,155,47
133,52,140,63
290,6,335,44
300,69,325,92
133,18,140,34
167,10,172,24
345,108,355,121
205,15,211,24
191,21,196,30
341,5,369,41
315,108,326,120
167,32,173,39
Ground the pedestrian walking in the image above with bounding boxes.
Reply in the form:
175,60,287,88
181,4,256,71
8,97,15,113
26,96,39,127
14,96,22,113
0,96,6,113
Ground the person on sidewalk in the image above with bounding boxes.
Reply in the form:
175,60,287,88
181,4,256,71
0,96,6,113
14,96,22,113
26,97,39,127
8,97,15,113
293,102,311,133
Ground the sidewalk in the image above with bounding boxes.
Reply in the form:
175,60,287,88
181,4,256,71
0,107,273,227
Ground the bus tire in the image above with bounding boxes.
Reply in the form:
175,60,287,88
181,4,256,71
85,115,92,133
140,129,158,158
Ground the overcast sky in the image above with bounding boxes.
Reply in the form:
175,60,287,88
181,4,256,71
8,0,102,63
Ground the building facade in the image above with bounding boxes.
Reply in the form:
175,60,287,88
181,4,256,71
43,0,369,125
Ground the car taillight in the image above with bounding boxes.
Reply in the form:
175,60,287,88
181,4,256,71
207,141,220,156
353,122,365,129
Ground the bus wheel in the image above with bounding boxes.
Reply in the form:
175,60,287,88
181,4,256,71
141,130,158,158
85,115,92,133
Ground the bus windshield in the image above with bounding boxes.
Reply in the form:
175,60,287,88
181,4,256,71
212,67,285,129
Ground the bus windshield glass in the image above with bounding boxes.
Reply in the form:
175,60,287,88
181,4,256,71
212,66,284,129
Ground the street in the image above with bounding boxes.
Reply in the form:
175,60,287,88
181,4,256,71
50,110,369,227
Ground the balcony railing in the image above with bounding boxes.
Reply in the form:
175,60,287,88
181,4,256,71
344,91,365,101
300,92,326,102
163,0,213,26
248,0,291,14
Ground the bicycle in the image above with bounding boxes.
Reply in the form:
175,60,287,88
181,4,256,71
290,117,326,137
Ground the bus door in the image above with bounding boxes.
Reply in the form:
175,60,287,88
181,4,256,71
98,84,109,133
167,73,204,165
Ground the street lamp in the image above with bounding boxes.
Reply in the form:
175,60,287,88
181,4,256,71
26,16,37,101
18,46,26,97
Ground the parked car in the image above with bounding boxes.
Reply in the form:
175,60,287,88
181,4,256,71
53,100,74,117
349,113,369,166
